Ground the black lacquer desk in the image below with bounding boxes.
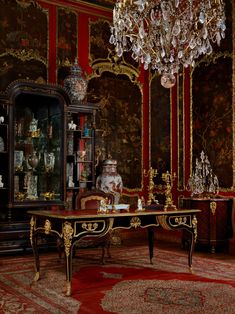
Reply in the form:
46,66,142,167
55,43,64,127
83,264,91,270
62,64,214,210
28,208,200,296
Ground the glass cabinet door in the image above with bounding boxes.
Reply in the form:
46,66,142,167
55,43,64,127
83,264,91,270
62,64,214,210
10,82,67,206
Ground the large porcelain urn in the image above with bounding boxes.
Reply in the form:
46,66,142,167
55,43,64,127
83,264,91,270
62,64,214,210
64,58,87,103
96,159,123,204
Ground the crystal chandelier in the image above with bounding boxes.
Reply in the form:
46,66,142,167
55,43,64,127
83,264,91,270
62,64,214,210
110,0,226,88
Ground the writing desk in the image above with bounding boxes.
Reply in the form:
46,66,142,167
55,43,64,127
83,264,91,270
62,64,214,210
28,208,200,296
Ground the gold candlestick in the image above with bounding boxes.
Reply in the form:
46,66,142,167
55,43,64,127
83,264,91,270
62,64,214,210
162,171,176,211
144,167,159,205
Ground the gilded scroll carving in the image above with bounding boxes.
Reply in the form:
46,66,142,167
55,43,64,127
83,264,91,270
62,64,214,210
63,222,74,258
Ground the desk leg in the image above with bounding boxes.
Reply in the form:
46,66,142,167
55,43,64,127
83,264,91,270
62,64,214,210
188,214,198,271
65,252,73,296
31,233,40,282
63,222,74,296
30,217,40,281
188,231,195,271
147,227,154,264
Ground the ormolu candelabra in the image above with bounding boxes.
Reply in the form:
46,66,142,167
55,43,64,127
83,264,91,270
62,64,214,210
162,171,176,211
144,167,159,205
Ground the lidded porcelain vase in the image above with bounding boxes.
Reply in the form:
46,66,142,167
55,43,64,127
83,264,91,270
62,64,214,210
96,159,123,204
64,59,87,103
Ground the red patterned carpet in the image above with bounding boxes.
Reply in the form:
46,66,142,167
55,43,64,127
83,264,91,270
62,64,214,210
0,245,235,313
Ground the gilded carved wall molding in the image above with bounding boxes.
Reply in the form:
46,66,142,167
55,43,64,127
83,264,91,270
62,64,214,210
90,58,139,84
0,49,47,65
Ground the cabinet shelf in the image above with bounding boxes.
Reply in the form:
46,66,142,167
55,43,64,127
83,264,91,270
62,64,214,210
66,103,99,209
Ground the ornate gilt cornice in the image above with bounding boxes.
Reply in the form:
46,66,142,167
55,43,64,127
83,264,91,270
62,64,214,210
90,57,139,85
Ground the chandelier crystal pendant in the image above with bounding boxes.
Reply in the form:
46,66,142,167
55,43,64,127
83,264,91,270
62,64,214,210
110,0,226,88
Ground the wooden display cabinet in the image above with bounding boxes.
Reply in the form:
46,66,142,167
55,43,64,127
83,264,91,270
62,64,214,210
0,80,70,253
0,94,9,218
66,102,99,209
179,197,233,253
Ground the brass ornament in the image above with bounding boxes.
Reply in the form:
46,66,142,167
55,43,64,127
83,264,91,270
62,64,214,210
162,171,177,210
192,215,198,243
42,192,55,200
66,281,71,297
130,216,141,229
44,219,51,234
144,167,159,205
210,201,217,215
82,222,99,232
29,216,35,245
63,222,74,258
34,271,40,282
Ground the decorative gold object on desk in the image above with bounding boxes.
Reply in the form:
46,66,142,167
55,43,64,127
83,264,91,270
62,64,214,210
97,198,109,214
144,167,159,205
162,171,176,211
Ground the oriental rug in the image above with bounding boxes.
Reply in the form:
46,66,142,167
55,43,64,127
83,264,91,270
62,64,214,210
0,245,235,314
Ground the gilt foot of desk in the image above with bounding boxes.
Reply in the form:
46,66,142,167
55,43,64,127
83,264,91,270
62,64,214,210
65,281,72,296
34,271,40,282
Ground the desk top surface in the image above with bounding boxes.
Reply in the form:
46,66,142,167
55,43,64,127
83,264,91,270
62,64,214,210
28,208,201,220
